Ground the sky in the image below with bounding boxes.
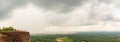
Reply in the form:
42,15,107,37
0,0,120,34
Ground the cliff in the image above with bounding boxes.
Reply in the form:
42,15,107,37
0,31,30,42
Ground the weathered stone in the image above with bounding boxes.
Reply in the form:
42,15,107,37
0,31,30,42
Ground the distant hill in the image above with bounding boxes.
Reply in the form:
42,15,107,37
31,31,120,42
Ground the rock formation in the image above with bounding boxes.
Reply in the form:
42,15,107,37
0,27,30,42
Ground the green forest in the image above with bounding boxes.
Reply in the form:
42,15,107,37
31,31,120,42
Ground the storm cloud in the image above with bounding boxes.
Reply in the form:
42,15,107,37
31,0,88,12
0,0,27,20
0,0,120,34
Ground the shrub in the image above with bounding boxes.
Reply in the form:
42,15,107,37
0,26,16,32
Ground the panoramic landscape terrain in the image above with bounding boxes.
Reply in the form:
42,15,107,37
31,31,120,42
1,0,120,42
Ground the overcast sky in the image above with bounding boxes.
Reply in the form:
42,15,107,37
0,0,120,34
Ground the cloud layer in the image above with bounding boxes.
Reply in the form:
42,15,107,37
0,0,120,34
0,0,27,20
31,0,88,12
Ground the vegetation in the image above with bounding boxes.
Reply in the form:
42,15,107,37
56,37,73,42
61,37,73,42
31,32,120,42
0,26,16,32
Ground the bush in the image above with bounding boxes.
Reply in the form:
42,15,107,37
0,26,16,32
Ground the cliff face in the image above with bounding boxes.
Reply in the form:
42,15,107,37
0,34,13,42
0,31,30,42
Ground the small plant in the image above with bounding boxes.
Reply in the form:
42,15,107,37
0,26,16,32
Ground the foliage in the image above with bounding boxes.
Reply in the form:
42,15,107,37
0,26,16,32
31,32,120,42
62,37,73,42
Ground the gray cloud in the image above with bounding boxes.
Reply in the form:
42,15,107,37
0,0,120,26
89,0,120,22
0,0,120,34
31,0,88,12
0,0,88,20
30,0,120,26
0,0,27,20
